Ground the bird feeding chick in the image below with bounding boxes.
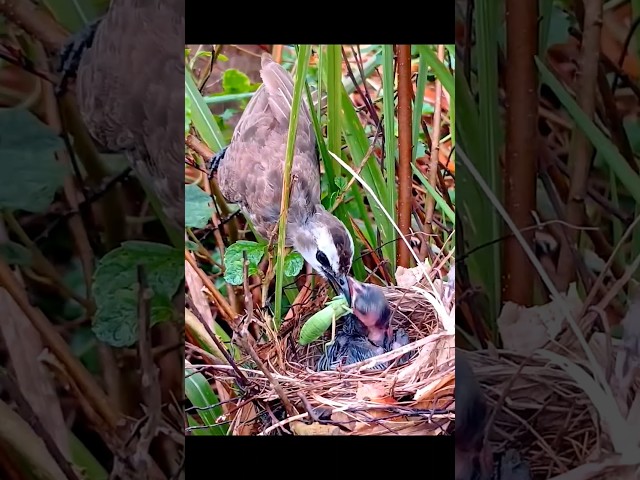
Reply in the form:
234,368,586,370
316,279,410,371
209,53,354,303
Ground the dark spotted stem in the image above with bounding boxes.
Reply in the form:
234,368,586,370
273,45,312,328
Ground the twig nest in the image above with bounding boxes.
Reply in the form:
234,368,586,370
466,349,640,478
213,282,454,435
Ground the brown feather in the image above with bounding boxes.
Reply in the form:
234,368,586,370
75,0,184,230
218,53,319,244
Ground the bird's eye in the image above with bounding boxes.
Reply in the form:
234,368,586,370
316,251,330,268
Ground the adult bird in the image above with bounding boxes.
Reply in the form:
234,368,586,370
209,53,354,302
56,0,185,232
316,279,410,371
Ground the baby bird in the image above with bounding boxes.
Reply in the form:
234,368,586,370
316,279,410,371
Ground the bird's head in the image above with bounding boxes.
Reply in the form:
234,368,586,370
290,206,354,303
348,278,392,346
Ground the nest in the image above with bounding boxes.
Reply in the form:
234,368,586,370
209,282,455,436
466,348,640,478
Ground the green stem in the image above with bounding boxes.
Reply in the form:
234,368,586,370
274,45,311,328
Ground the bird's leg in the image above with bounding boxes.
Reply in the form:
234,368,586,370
55,17,103,95
207,147,228,179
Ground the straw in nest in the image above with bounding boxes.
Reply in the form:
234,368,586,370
210,281,455,436
466,349,640,479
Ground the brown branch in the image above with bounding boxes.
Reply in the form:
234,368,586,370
396,44,413,268
237,255,297,418
424,45,445,238
184,251,236,325
502,0,539,306
0,369,81,480
556,0,603,292
134,266,162,474
0,259,121,431
0,0,68,53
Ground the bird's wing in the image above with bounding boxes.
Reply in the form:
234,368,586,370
74,1,184,229
217,53,321,238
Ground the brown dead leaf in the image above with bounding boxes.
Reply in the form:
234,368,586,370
497,283,582,355
356,382,388,401
233,402,258,436
415,370,454,402
395,262,427,288
330,411,355,432
0,288,68,458
185,258,215,328
290,420,343,435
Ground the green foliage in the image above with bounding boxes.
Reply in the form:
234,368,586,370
284,251,304,278
185,183,213,228
92,242,183,347
185,368,228,435
223,241,267,285
220,69,260,95
0,109,67,213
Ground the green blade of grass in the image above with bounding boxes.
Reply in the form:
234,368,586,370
412,164,455,224
536,57,640,204
274,45,312,327
185,369,227,436
412,49,428,163
185,71,226,152
340,85,395,272
326,45,343,178
314,47,369,280
382,45,397,265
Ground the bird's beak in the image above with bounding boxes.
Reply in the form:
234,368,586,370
327,272,351,305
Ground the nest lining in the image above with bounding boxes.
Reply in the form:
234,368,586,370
466,349,640,478
210,283,454,435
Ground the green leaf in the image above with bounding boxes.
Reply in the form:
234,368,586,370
334,176,347,190
284,251,304,277
0,108,67,213
221,69,259,94
298,295,351,345
0,241,32,266
185,240,198,251
223,241,267,285
185,183,212,228
92,241,183,347
185,368,227,435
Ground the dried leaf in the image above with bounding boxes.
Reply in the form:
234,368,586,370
290,420,343,435
497,283,582,354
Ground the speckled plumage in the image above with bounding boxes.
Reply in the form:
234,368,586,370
67,0,185,230
316,281,410,372
316,313,409,371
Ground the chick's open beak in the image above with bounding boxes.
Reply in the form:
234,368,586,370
327,272,351,305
